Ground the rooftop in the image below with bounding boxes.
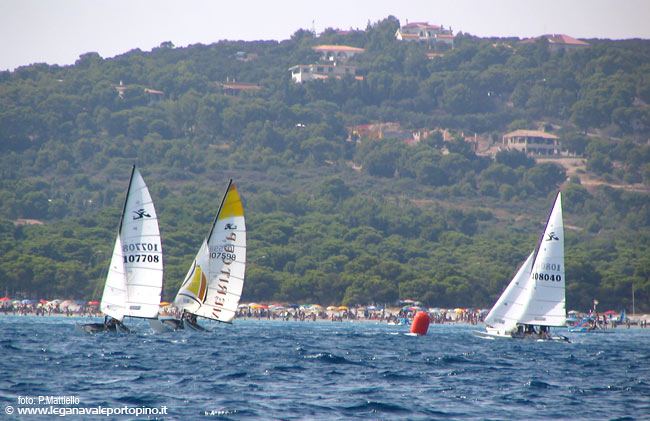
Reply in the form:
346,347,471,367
521,34,589,46
312,45,365,52
504,130,559,139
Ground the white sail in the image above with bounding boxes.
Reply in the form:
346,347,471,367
476,192,566,339
100,166,164,321
173,180,246,323
518,192,565,327
484,250,535,333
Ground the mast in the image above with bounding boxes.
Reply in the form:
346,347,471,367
517,191,565,327
206,179,233,243
530,191,561,271
117,165,137,234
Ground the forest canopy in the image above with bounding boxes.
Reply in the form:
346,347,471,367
1,17,649,312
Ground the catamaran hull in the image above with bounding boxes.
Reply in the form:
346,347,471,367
473,329,569,342
75,322,130,334
567,327,612,333
149,318,184,333
183,319,207,331
149,317,208,333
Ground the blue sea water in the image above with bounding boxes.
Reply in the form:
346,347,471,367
1,316,649,420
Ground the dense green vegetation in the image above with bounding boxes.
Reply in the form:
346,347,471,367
1,17,649,312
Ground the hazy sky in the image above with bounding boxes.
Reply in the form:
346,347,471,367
2,0,649,71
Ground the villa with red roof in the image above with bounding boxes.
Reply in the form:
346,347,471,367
521,34,589,52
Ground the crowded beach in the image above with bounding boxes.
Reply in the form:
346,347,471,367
2,297,648,328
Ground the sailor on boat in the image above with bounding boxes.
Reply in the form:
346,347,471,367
182,311,207,331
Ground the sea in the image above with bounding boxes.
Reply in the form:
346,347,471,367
1,316,648,420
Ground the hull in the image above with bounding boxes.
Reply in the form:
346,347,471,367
76,322,130,334
474,329,569,342
473,329,512,339
149,318,182,333
567,326,613,333
148,317,208,333
183,318,207,331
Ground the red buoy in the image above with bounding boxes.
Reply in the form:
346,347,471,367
410,311,430,335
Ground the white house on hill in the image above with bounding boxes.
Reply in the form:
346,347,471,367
289,64,360,84
395,22,454,47
312,45,364,63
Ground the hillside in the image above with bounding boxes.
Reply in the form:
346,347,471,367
1,17,649,312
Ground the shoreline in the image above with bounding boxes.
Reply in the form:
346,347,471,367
2,312,648,330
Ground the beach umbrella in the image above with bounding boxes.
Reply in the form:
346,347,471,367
604,311,618,315
287,304,299,309
39,299,48,304
59,300,74,308
250,304,263,309
337,306,348,311
327,306,338,311
159,301,170,306
367,306,377,311
0,297,10,302
478,309,489,315
88,301,100,306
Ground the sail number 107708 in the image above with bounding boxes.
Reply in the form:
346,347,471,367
122,243,160,264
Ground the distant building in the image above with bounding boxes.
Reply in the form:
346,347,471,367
215,80,263,96
502,130,561,156
114,81,164,101
520,34,589,52
348,122,410,142
289,64,360,83
14,219,44,226
144,88,164,101
312,45,364,63
235,51,258,61
395,22,454,48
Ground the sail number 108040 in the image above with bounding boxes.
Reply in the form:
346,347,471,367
533,272,562,282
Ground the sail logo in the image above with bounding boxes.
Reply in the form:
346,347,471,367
545,231,559,241
133,209,151,220
224,223,237,230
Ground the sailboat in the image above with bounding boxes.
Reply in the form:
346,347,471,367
474,192,568,342
79,166,164,333
149,179,245,333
